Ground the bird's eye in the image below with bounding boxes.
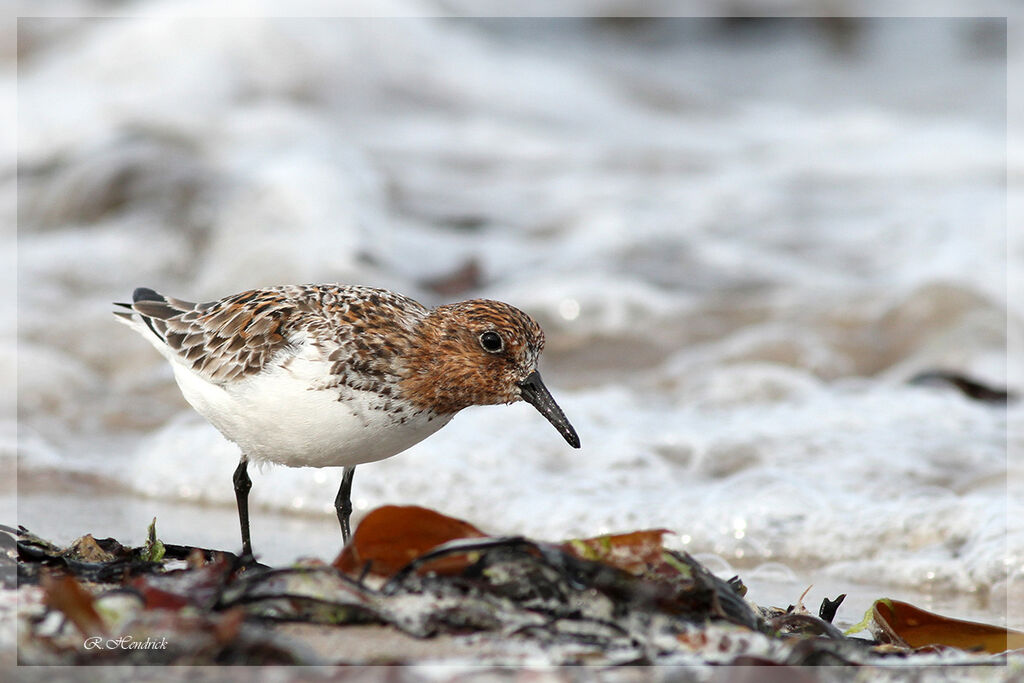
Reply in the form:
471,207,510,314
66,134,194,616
479,331,504,353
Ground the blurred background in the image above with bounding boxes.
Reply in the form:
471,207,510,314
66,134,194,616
8,2,1021,630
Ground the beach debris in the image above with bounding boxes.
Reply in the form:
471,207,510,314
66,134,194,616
140,518,165,564
819,593,847,623
333,504,488,577
909,370,1015,404
41,571,107,638
6,512,1017,666
870,599,1024,655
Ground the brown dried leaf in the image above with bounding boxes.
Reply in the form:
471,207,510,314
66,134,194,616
41,571,107,637
213,607,246,645
560,529,673,576
872,599,1024,654
129,553,233,611
63,534,119,563
333,505,488,577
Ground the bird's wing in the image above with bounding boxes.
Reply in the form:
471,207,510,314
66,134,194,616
115,286,300,384
115,284,430,387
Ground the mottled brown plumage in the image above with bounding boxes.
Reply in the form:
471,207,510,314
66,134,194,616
118,285,427,387
402,300,544,414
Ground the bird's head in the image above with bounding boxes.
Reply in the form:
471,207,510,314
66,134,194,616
402,299,580,448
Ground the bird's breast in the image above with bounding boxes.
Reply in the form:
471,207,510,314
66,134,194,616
170,354,453,468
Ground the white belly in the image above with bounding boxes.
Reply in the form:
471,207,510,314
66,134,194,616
169,357,452,468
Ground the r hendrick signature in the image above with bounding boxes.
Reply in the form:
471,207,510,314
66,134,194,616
83,636,168,650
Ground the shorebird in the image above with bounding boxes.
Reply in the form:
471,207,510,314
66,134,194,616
115,284,580,557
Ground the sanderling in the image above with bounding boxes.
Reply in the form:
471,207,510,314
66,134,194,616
114,284,580,557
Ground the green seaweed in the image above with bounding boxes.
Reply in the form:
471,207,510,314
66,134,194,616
660,550,693,579
141,517,165,564
844,598,888,636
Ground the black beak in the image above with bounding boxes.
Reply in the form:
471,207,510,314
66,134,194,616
518,371,581,449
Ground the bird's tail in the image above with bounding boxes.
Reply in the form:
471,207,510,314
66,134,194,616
113,287,199,346
113,287,168,338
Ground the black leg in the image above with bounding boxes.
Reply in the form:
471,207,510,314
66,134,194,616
335,466,356,543
233,458,253,558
